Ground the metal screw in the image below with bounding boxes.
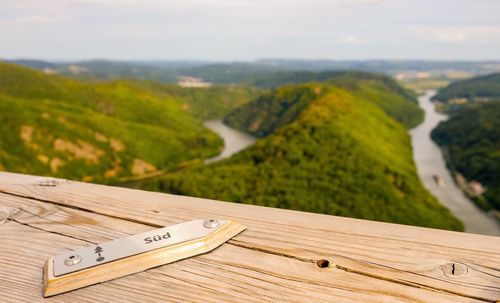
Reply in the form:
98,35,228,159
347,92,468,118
203,219,220,229
64,254,82,266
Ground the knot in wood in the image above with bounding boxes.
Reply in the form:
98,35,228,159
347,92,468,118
441,262,468,277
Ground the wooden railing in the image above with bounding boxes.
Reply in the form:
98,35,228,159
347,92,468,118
0,172,498,302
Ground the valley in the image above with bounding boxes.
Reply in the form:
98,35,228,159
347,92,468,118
6,60,500,233
196,90,500,235
143,81,462,231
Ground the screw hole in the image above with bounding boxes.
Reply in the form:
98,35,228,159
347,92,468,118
316,259,330,268
69,255,75,259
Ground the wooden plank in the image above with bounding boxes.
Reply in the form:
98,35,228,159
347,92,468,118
0,172,499,302
0,193,489,303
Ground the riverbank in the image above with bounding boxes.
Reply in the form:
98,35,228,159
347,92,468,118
409,91,500,236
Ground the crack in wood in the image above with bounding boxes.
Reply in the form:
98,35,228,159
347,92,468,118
334,264,494,302
188,258,322,295
228,239,316,264
0,189,165,228
7,217,96,245
363,258,499,292
220,241,496,302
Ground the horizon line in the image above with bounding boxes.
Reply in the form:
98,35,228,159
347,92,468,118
3,57,500,64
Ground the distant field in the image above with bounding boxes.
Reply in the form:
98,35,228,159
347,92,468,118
399,78,451,92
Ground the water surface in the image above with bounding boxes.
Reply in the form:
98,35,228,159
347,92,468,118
204,120,257,163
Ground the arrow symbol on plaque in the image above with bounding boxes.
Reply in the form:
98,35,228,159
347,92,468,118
94,246,105,262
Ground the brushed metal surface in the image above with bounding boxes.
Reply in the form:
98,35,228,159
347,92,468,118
53,219,227,276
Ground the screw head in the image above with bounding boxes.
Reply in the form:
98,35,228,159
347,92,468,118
203,219,220,229
64,254,82,266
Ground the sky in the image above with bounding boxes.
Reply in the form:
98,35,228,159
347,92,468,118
1,0,500,61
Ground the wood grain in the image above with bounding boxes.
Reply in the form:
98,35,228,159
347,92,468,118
0,172,499,302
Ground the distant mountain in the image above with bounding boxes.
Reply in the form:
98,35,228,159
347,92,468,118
6,59,500,85
0,62,255,182
433,72,500,105
256,59,500,74
7,59,58,69
432,101,500,211
143,75,462,231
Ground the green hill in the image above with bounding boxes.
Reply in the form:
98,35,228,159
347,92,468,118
0,63,255,182
432,101,500,211
433,72,500,104
128,81,259,120
144,82,462,231
228,71,422,129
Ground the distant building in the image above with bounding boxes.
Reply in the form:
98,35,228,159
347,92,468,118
395,71,430,80
68,65,89,75
43,68,59,75
177,76,212,88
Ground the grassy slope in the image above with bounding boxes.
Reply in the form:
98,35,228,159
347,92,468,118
145,83,462,231
0,62,227,182
432,101,500,210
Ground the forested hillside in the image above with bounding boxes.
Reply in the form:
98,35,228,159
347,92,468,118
144,82,462,231
0,63,254,182
432,101,500,211
130,81,259,120
229,71,422,129
433,72,500,103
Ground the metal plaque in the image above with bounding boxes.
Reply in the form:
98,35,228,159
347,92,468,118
53,219,227,277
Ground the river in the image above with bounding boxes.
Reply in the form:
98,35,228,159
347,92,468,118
205,98,499,235
409,91,500,236
203,120,257,163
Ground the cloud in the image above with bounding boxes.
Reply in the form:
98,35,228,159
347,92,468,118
337,35,367,44
70,0,386,8
14,14,70,24
420,26,500,43
0,0,499,60
434,31,466,42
